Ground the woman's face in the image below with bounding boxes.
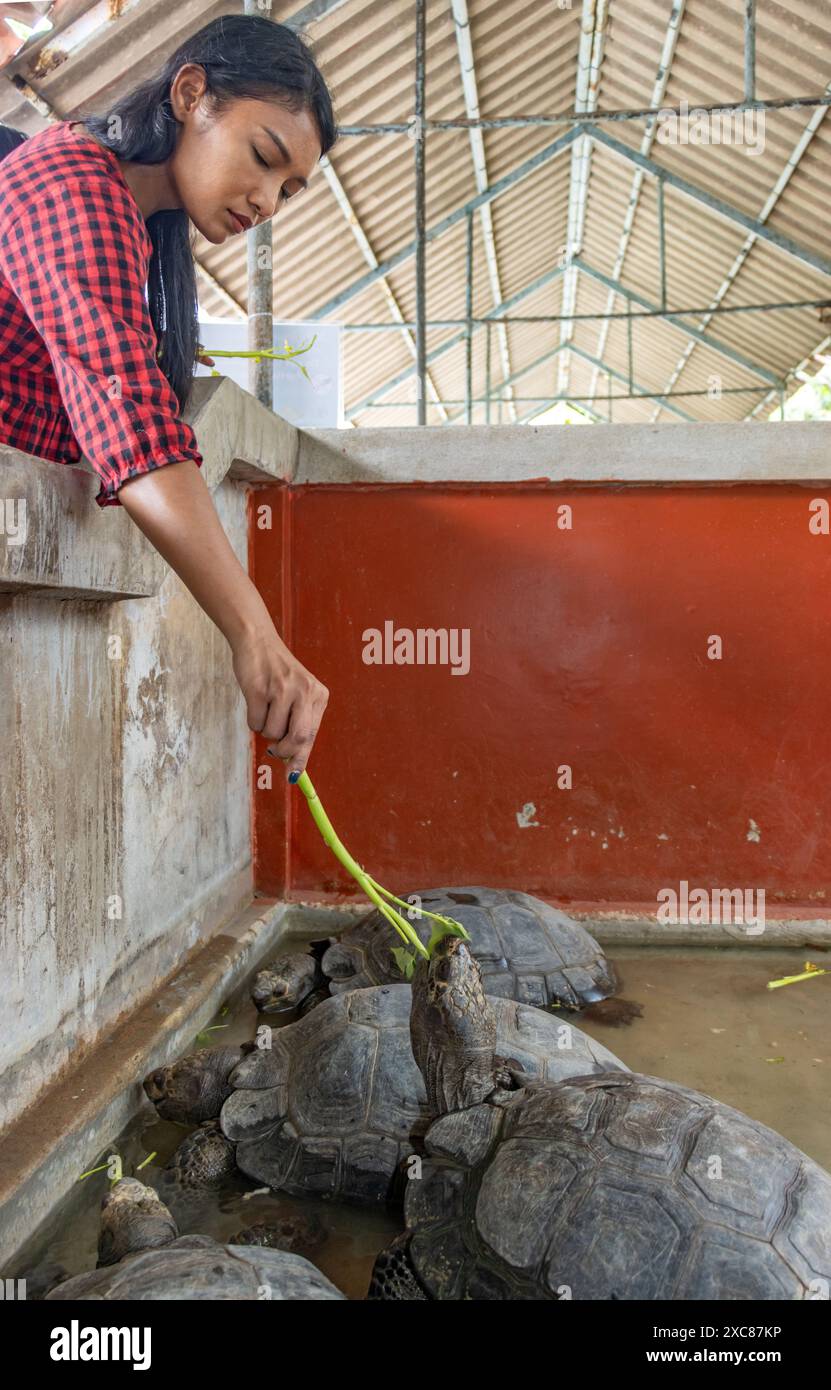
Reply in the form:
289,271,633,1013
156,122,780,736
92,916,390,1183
170,67,323,245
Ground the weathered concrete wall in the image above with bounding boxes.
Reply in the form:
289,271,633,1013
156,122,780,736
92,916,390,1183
0,378,299,1131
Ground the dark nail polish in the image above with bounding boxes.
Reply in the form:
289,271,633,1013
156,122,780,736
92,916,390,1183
288,770,300,784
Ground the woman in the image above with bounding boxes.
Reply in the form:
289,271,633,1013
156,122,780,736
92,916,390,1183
0,15,336,783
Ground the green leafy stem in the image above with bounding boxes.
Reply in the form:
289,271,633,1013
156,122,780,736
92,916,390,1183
292,770,470,976
198,335,317,382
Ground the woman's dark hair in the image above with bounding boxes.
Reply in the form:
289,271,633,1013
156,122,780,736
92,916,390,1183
0,125,29,159
71,15,336,414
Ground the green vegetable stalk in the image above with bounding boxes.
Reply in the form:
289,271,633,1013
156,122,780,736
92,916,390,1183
293,770,470,975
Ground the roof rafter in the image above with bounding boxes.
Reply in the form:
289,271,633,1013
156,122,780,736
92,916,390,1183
450,0,516,421
585,123,831,280
588,0,687,402
559,0,608,395
320,155,449,421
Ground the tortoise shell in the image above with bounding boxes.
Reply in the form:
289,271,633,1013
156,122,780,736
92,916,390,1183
384,1071,831,1300
322,886,616,1010
44,1234,345,1300
220,984,628,1206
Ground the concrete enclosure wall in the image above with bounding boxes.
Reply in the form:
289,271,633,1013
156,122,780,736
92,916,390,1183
0,378,297,1132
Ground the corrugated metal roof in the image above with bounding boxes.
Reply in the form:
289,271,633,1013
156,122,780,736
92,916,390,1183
2,0,829,425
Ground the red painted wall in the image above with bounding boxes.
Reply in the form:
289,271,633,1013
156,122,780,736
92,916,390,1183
251,481,831,914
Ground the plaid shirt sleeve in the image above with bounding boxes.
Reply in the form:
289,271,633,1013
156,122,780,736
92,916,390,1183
0,170,203,509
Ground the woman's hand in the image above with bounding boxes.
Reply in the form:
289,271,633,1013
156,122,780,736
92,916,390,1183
231,626,329,780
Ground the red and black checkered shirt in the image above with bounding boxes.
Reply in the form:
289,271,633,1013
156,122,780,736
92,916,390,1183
0,120,203,509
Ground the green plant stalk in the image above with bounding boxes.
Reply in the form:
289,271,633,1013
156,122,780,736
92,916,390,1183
294,771,429,959
200,339,317,378
362,874,471,942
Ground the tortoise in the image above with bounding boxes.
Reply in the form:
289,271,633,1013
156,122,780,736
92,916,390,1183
143,1043,257,1124
216,982,628,1206
368,935,831,1300
43,1178,344,1301
252,884,634,1019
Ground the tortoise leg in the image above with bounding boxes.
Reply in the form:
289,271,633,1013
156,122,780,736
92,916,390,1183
366,1233,429,1301
491,1054,528,1090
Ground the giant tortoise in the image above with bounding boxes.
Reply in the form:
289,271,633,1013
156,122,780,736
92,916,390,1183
368,935,831,1300
252,884,625,1017
43,1178,344,1301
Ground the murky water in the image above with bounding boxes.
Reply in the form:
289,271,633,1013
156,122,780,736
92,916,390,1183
9,937,829,1298
577,944,830,1170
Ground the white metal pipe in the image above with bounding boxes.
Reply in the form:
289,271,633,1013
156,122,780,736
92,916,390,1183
320,156,449,421
450,0,516,422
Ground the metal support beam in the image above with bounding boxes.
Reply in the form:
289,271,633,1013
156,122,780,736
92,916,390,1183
451,0,516,420
328,297,831,329
244,0,273,408
626,306,633,395
574,258,781,385
744,1,756,104
414,0,427,424
333,93,831,136
309,125,580,321
285,0,352,28
465,209,474,424
657,175,668,311
559,0,607,395
584,123,831,279
319,156,448,420
371,385,773,407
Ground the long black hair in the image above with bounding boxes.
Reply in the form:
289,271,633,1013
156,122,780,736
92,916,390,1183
0,125,28,159
18,16,336,415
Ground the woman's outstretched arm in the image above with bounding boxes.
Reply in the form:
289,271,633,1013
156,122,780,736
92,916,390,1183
118,458,328,780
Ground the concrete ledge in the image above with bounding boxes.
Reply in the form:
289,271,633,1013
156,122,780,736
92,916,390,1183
0,376,299,600
567,908,831,946
0,893,297,1265
297,420,831,485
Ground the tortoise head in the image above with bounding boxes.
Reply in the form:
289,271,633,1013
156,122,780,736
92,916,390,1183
251,952,319,1013
97,1178,178,1267
410,934,498,1116
142,1045,252,1124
